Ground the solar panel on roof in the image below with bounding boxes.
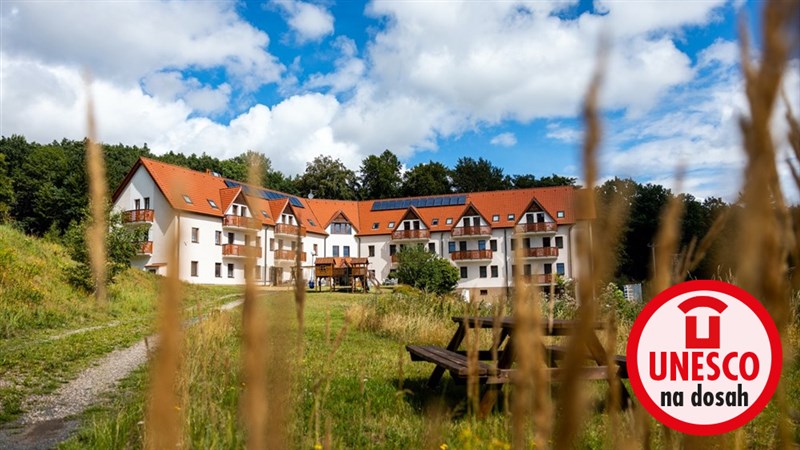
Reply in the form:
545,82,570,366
456,195,466,205
434,198,443,206
290,197,304,208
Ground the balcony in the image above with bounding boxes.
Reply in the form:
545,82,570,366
521,247,558,259
274,249,307,262
390,254,399,264
222,215,262,230
222,244,262,258
137,241,153,255
123,209,154,224
515,274,556,285
450,249,493,262
391,229,430,241
451,225,492,239
514,222,557,235
274,223,307,238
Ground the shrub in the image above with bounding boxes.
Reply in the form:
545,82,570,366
395,245,460,294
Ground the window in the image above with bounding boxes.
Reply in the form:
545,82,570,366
256,236,261,248
233,205,239,215
332,245,339,257
241,207,247,217
215,263,222,278
270,238,275,251
183,194,193,204
208,199,219,209
313,244,318,255
544,263,553,275
479,266,487,278
368,245,375,257
332,223,352,234
490,239,498,252
491,265,498,278
191,227,199,243
261,210,269,218
543,237,551,248
144,197,150,209
460,266,468,279
432,219,439,226
255,265,262,279
480,289,488,296
228,232,234,245
448,242,456,253
389,244,397,255
428,242,435,253
478,240,486,251
308,219,316,226
191,261,198,277
215,231,222,245
556,263,565,275
507,213,515,221
510,238,516,251
524,264,532,276
388,221,395,229
557,211,565,218
555,236,564,249
446,218,453,224
227,263,234,278
343,246,350,257
511,265,516,276
134,199,140,210
492,214,499,222
536,212,545,222
372,222,379,229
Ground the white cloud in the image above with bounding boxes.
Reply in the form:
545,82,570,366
698,39,739,68
142,71,232,114
306,37,365,93
490,132,517,147
546,123,581,143
271,0,334,43
0,0,283,90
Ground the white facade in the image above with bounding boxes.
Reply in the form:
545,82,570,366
113,159,581,295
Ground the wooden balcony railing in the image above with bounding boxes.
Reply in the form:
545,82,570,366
222,244,262,258
222,215,262,229
514,222,557,234
390,254,399,263
521,247,559,258
451,225,492,237
391,229,430,240
450,250,493,261
123,209,154,223
138,241,153,255
274,223,307,237
274,249,307,262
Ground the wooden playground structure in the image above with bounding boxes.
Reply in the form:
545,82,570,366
313,257,379,292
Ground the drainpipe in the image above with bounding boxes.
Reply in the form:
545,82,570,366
323,236,327,257
503,228,509,299
176,211,181,280
263,227,267,286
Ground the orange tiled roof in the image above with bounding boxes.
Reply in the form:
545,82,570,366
113,158,578,235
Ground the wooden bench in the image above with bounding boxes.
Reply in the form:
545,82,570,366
545,345,628,379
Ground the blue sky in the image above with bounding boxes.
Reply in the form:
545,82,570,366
1,0,797,200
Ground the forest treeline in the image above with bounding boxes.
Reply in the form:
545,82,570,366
0,134,786,283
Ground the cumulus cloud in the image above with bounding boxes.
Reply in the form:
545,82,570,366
490,132,517,147
142,71,232,114
271,0,334,43
0,0,283,90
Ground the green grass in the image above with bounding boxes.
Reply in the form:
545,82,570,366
0,224,240,423
60,290,799,449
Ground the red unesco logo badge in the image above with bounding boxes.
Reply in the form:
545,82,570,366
626,280,782,435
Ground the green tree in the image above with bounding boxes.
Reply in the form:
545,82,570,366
358,149,402,199
0,153,14,222
396,245,460,294
450,157,510,193
63,208,148,291
402,161,452,196
296,155,358,200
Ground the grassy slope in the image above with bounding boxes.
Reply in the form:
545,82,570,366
0,224,239,423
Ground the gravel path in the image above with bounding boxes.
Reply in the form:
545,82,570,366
0,298,243,450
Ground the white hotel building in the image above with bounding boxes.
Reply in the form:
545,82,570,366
112,158,583,299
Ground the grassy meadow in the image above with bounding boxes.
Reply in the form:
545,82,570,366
0,224,239,423
59,289,799,449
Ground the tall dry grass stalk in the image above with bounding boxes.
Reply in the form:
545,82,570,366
735,1,799,448
145,195,184,449
84,76,108,306
241,156,268,449
553,47,605,450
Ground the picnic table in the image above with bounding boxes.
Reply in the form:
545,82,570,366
406,316,630,416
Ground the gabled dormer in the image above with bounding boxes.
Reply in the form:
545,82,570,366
327,211,357,235
391,207,430,241
221,188,261,230
451,203,492,238
515,198,558,235
272,200,307,237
